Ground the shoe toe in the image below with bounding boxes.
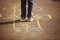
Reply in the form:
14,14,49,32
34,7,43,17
27,18,34,22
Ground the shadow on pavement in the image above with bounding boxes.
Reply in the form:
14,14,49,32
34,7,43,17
0,20,30,25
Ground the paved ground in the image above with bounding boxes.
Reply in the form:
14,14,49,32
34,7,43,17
0,0,60,40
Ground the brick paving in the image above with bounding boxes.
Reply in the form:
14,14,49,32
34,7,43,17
0,0,60,40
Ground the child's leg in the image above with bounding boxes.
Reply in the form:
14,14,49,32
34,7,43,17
21,0,26,18
27,0,33,18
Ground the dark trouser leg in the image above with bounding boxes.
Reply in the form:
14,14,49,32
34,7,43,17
21,0,26,18
27,0,33,18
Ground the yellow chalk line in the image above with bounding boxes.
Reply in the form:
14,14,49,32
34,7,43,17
38,7,43,10
2,7,8,10
0,14,1,18
13,4,16,29
36,19,42,30
47,15,52,19
33,12,43,30
34,2,43,10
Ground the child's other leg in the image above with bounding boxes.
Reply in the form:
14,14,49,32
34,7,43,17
21,0,26,19
27,0,33,18
27,0,33,21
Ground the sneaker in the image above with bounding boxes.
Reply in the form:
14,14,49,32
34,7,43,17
20,17,26,21
27,17,34,22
